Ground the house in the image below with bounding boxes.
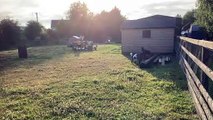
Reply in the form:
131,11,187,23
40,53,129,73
121,15,181,54
51,20,71,30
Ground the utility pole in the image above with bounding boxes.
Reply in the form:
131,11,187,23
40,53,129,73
35,12,38,22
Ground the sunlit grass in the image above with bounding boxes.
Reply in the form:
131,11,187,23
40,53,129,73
0,45,198,119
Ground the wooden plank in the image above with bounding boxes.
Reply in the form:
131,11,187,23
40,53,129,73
183,65,208,120
187,80,208,120
182,57,213,119
184,62,212,119
182,55,213,112
140,55,158,64
180,36,213,50
181,45,213,82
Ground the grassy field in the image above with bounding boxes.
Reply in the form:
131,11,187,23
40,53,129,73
0,45,198,119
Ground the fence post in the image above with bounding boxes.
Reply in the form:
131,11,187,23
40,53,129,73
200,47,209,90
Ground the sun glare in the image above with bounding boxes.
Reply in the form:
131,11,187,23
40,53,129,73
0,0,196,28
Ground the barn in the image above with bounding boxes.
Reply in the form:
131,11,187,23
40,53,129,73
121,15,181,54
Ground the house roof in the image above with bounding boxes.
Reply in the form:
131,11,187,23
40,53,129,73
121,15,178,29
51,20,70,29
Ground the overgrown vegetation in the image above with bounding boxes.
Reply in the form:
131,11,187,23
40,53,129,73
182,9,196,30
0,19,21,50
24,21,42,41
196,0,213,38
0,19,46,51
183,0,213,39
0,45,198,119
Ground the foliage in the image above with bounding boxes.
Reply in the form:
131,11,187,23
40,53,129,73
67,2,89,21
183,10,196,25
61,2,125,43
0,19,21,50
0,45,198,119
182,9,196,30
91,7,125,43
46,29,60,44
196,0,213,38
55,20,72,38
66,2,92,36
24,21,43,41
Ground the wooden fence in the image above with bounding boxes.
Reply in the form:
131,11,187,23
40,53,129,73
178,36,213,119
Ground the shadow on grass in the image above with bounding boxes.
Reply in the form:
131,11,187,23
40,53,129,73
0,45,79,71
144,55,213,97
123,53,188,91
145,59,188,91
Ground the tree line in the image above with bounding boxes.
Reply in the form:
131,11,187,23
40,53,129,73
55,2,125,43
1,0,213,51
182,0,213,39
0,2,125,50
0,19,46,51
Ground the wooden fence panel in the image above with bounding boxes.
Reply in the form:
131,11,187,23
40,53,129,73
186,72,208,120
182,56,213,112
181,45,213,82
179,37,213,119
182,56,213,119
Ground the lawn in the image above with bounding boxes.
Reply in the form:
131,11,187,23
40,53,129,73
0,44,198,119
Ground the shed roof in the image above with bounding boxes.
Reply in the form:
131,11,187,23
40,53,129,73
121,15,178,29
51,20,70,29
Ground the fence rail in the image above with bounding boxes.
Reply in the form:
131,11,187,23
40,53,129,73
179,37,213,50
179,36,213,119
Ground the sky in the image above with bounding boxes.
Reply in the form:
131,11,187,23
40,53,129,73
0,0,197,28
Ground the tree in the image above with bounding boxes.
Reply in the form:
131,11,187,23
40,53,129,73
108,7,126,42
91,7,126,43
182,9,196,30
196,0,213,38
66,2,91,36
66,2,125,43
67,2,89,20
55,20,72,38
24,21,43,40
0,19,21,50
46,29,59,44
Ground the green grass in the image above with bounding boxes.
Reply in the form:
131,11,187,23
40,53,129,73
0,45,198,119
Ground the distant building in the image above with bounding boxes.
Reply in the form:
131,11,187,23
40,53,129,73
121,15,181,53
51,20,71,30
